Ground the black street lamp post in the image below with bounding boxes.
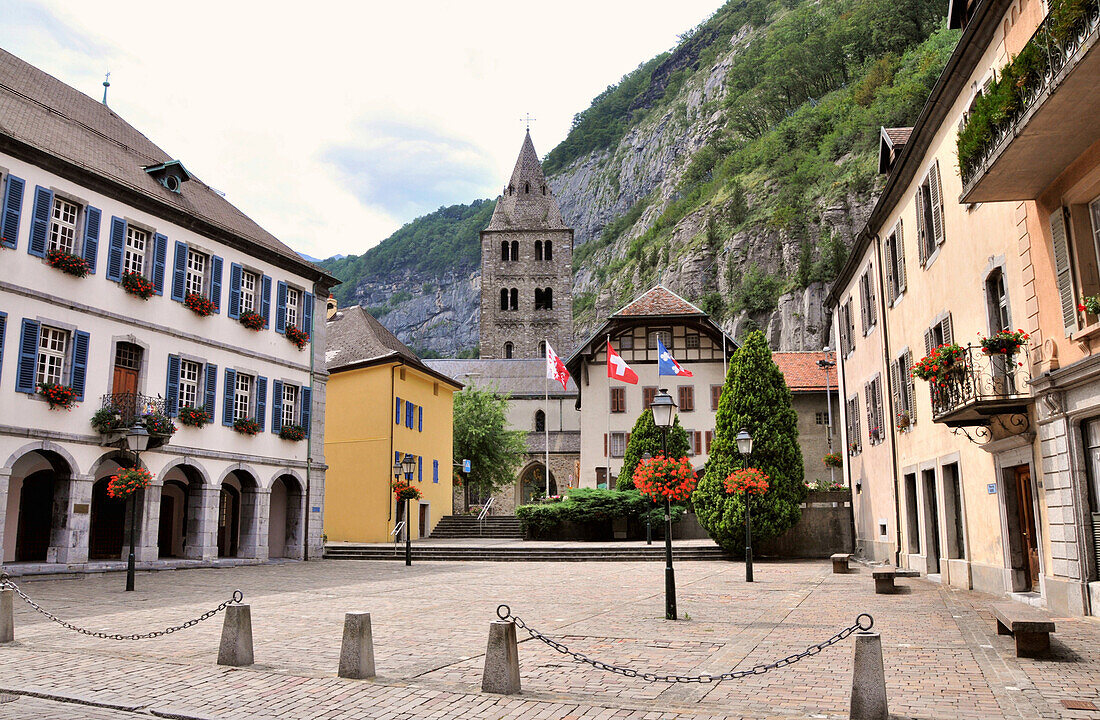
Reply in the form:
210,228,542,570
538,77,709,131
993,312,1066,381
642,452,653,545
650,389,678,620
397,453,417,566
736,429,754,583
124,423,150,592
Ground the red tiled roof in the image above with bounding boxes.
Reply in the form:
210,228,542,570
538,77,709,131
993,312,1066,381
772,351,836,392
612,285,705,317
883,127,913,147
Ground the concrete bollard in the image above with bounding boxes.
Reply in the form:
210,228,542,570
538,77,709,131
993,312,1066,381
338,612,376,679
0,589,12,643
850,631,888,720
217,604,254,667
482,619,520,694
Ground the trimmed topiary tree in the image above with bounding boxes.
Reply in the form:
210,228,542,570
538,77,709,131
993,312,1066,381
694,330,806,552
617,410,690,490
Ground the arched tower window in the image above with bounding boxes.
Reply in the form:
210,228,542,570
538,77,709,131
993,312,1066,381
538,340,547,357
541,185,546,195
504,342,514,359
501,241,509,262
544,241,553,261
535,240,543,261
544,287,553,310
524,182,530,194
511,241,519,261
500,289,509,311
508,185,514,196
535,410,546,432
510,288,518,311
534,288,544,310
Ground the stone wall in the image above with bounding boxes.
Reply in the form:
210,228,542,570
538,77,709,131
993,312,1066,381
757,490,855,558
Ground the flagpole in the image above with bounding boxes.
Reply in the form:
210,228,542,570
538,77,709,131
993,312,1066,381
545,339,550,498
607,335,613,489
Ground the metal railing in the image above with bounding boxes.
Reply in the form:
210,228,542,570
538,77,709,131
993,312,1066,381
99,392,168,427
478,496,495,536
930,345,1032,421
391,520,406,555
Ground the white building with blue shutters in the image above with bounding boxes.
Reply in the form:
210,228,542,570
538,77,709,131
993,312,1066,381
0,48,336,570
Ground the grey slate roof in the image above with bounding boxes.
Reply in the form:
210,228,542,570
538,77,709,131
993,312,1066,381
326,306,444,380
424,358,578,398
0,48,331,282
484,131,567,231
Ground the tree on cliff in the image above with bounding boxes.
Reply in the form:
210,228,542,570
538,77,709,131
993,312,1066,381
453,385,526,509
616,410,690,490
693,330,806,551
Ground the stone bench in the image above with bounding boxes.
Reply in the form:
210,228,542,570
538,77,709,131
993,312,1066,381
831,553,853,574
992,602,1056,658
871,567,920,594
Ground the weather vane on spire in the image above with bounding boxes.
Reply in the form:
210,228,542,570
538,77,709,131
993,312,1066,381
520,113,536,132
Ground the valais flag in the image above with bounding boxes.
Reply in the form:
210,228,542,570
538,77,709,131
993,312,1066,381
606,340,639,384
546,342,571,390
657,338,693,377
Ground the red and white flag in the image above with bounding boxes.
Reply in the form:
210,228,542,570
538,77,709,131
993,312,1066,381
546,342,571,390
606,340,639,384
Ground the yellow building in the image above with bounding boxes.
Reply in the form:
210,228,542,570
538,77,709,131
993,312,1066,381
323,306,462,543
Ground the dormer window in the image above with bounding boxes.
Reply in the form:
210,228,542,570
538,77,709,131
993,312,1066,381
144,160,192,193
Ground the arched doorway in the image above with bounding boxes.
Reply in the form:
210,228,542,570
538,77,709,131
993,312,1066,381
4,449,74,563
158,464,204,559
89,477,127,559
519,463,557,505
218,470,259,558
268,475,304,559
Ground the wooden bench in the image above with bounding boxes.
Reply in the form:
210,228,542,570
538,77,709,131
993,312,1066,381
831,553,853,574
992,602,1056,658
871,567,920,594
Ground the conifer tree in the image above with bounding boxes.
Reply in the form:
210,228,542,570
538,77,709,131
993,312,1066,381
617,410,690,490
694,330,806,551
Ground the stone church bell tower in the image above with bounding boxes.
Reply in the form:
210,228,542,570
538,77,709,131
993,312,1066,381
479,131,574,359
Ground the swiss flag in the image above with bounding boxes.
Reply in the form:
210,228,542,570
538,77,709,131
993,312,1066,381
607,340,639,384
546,342,571,390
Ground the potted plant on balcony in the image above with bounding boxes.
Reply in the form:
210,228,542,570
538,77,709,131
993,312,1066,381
823,452,843,468
279,424,307,441
178,406,210,428
121,271,155,300
284,324,309,350
911,343,967,385
38,382,78,410
233,417,261,436
239,310,265,331
45,249,90,278
142,412,177,438
91,407,126,434
980,329,1029,356
184,292,216,317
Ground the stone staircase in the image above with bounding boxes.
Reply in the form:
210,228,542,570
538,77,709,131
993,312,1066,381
428,515,524,539
323,544,733,562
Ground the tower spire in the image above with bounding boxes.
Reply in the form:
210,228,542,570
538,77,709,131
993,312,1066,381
102,71,111,106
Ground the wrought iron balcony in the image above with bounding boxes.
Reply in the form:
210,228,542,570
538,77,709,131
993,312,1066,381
97,393,173,450
930,345,1033,427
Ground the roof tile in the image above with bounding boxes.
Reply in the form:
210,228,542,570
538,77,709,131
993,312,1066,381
612,285,705,317
771,351,837,392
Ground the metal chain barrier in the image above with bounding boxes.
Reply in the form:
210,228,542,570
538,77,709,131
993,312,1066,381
0,573,243,641
496,604,873,684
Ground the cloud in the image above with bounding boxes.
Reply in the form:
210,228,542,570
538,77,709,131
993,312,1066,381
321,120,497,218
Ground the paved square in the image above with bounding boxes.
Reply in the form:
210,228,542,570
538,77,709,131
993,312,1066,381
0,557,1097,719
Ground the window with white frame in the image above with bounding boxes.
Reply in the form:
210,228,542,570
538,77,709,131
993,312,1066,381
37,326,68,385
647,329,671,349
186,249,208,297
240,270,257,314
124,225,148,276
282,383,298,428
609,432,627,458
883,221,906,303
179,360,201,408
286,286,300,329
48,197,79,254
234,372,253,421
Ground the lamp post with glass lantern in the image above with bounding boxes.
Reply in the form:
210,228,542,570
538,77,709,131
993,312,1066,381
817,352,837,486
736,429,755,583
649,389,678,620
124,423,150,592
642,452,653,545
395,453,417,566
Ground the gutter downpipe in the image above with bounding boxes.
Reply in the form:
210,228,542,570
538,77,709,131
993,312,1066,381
305,289,316,561
388,358,406,524
872,234,904,567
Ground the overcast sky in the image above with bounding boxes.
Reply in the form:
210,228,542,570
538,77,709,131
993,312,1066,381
0,1,720,259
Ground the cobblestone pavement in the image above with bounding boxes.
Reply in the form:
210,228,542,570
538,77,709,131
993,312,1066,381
0,559,1097,719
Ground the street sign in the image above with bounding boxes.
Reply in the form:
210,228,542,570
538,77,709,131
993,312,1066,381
463,459,471,473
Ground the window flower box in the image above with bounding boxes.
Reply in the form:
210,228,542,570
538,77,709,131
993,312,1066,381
980,329,1029,356
45,249,90,278
38,382,77,410
108,467,154,499
239,310,265,331
279,424,306,441
284,324,309,350
184,292,216,317
121,271,155,300
233,417,260,436
896,411,911,430
178,406,211,428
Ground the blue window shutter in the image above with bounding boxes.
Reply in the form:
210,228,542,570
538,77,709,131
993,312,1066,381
418,406,423,432
228,263,243,319
210,256,223,313
82,206,101,274
165,355,181,416
303,292,314,340
204,363,218,420
223,368,236,426
271,380,283,433
1,174,25,248
0,312,7,385
15,319,40,393
28,186,52,258
260,275,272,328
395,451,400,466
407,402,414,429
256,376,267,431
171,241,188,302
106,217,126,282
70,330,90,402
300,385,311,432
152,233,168,293
395,397,401,424
418,456,422,483
275,281,288,333
433,460,439,484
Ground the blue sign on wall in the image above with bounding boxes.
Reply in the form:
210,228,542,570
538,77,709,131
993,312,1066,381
987,483,997,494
463,459,471,473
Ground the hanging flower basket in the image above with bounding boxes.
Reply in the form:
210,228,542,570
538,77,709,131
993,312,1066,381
108,467,153,499
121,271,155,299
979,329,1029,356
45,249,90,278
284,324,309,350
142,412,177,436
632,455,697,502
723,467,770,496
392,479,422,501
239,310,265,331
910,343,967,385
178,406,210,428
38,382,77,410
184,292,216,317
233,417,260,435
279,424,306,441
91,407,126,433
823,452,843,469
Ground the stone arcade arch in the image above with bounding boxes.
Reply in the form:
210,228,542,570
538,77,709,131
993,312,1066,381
3,446,79,564
218,468,262,558
157,463,206,559
88,451,145,561
268,473,305,559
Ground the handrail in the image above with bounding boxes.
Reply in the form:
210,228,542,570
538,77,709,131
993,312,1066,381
391,520,406,555
478,496,495,535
